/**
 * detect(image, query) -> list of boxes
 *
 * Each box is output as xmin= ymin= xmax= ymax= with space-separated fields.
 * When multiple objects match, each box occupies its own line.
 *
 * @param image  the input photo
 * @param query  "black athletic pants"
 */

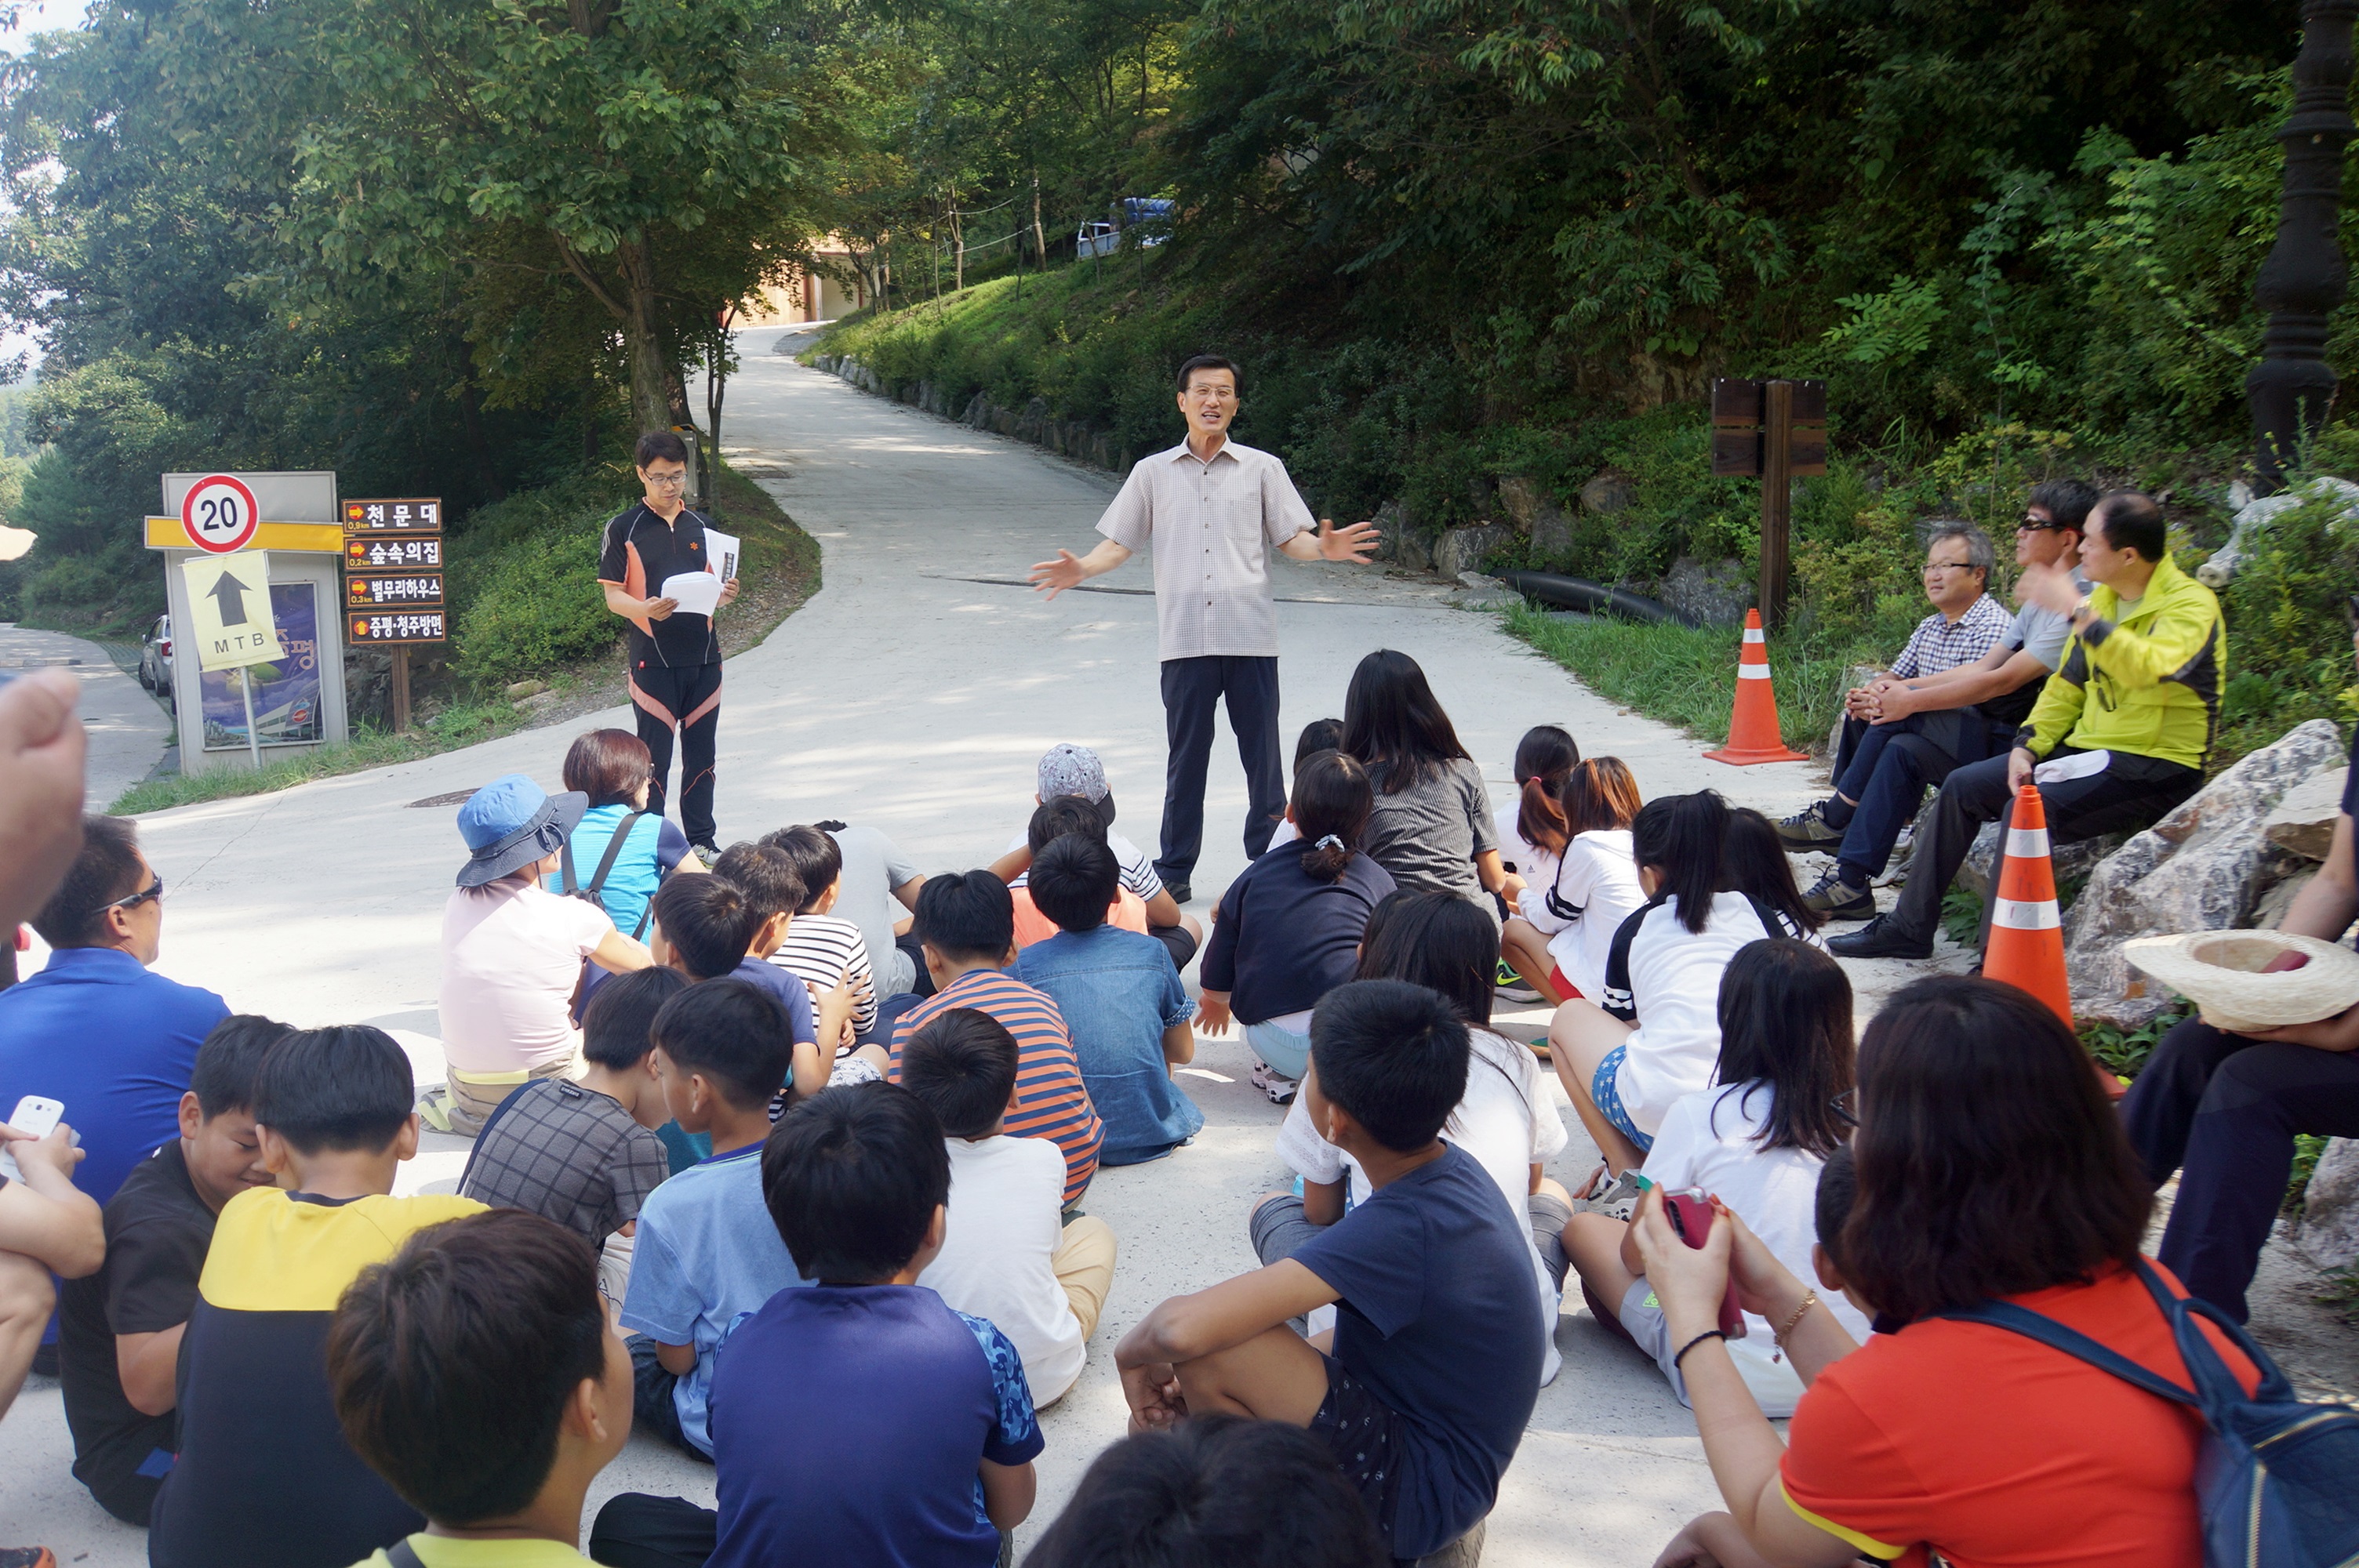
xmin=2121 ymin=1017 xmax=2359 ymax=1322
xmin=1881 ymin=746 xmax=2201 ymax=948
xmin=1157 ymin=655 xmax=1285 ymax=887
xmin=631 ymin=658 xmax=722 ymax=847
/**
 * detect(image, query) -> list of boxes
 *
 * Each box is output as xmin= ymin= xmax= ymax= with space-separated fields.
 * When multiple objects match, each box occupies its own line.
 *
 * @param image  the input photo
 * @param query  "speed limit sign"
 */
xmin=180 ymin=473 xmax=261 ymax=554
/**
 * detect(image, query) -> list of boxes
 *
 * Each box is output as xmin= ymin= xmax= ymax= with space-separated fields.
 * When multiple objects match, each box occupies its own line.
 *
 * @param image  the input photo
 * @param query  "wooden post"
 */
xmin=1760 ymin=379 xmax=1794 ymax=631
xmin=391 ymin=646 xmax=412 ymax=734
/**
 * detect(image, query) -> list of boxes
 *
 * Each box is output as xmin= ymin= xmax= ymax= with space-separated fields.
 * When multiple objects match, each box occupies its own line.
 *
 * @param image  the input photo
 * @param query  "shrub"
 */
xmin=447 ymin=470 xmax=636 ymax=688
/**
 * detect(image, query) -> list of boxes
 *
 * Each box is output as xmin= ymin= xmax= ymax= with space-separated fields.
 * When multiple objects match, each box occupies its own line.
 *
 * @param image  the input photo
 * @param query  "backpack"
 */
xmin=559 ymin=809 xmax=653 ymax=940
xmin=1937 ymin=1257 xmax=2359 ymax=1568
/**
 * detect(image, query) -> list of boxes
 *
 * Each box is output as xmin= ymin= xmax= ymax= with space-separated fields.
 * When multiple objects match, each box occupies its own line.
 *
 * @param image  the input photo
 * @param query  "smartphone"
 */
xmin=1663 ymin=1189 xmax=1747 ymax=1338
xmin=0 ymin=1094 xmax=65 ymax=1184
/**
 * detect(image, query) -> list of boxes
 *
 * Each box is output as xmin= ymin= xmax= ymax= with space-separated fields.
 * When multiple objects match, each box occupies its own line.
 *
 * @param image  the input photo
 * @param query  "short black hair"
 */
xmin=761 ymin=1081 xmax=948 ymax=1284
xmin=2092 ymin=490 xmax=2168 ymax=562
xmin=1354 ymin=891 xmax=1496 ymax=1026
xmin=31 ymin=815 xmax=143 ymax=949
xmin=1814 ymin=1143 xmax=1858 ymax=1278
xmin=329 ymin=1210 xmax=606 ymax=1526
xmin=253 ymin=1026 xmax=416 ymax=1156
xmin=758 ymin=826 xmax=843 ymax=914
xmin=191 ymin=1014 xmax=293 ymax=1120
xmin=900 ymin=1009 xmax=1020 ymax=1138
xmin=2026 ymin=477 xmax=2099 ymax=535
xmin=650 ymin=978 xmax=792 ymax=1112
xmin=1293 ymin=718 xmax=1345 ymax=771
xmin=1307 ymin=980 xmax=1468 ymax=1152
xmin=653 ymin=873 xmax=757 ymax=979
xmin=1025 ymin=1414 xmax=1386 ymax=1568
xmin=1027 ymin=794 xmax=1107 ymax=855
xmin=1029 ymin=832 xmax=1118 ymax=934
xmin=1175 ymin=354 xmax=1240 ymax=395
xmin=914 ymin=869 xmax=1014 ymax=962
xmin=711 ymin=843 xmax=807 ymax=927
xmin=580 ymin=966 xmax=688 ymax=1070
xmin=634 ymin=429 xmax=689 ymax=466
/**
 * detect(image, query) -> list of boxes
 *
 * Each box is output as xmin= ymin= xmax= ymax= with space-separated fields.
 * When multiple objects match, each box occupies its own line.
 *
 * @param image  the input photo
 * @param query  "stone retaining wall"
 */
xmin=812 ymin=354 xmax=1132 ymax=474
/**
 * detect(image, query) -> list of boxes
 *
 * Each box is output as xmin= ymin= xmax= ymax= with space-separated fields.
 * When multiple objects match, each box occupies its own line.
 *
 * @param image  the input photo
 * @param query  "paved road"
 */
xmin=5 ymin=329 xmax=1848 ymax=1563
xmin=1 ymin=622 xmax=174 ymax=811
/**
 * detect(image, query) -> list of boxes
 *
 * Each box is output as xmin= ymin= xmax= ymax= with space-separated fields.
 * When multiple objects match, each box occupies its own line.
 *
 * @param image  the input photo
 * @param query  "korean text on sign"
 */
xmin=346 ymin=575 xmax=445 ymax=608
xmin=347 ymin=538 xmax=443 ymax=568
xmin=347 ymin=612 xmax=447 ymax=644
xmin=341 ymin=499 xmax=442 ymax=532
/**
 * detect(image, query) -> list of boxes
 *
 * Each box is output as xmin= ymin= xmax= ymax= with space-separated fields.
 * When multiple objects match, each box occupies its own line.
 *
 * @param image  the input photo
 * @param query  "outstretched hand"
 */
xmin=1316 ymin=517 xmax=1382 ymax=563
xmin=1030 ymin=550 xmax=1088 ymax=599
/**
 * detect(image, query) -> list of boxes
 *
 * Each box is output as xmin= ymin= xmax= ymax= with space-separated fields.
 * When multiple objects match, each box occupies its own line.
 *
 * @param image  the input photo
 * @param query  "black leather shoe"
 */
xmin=1826 ymin=915 xmax=1933 ymax=960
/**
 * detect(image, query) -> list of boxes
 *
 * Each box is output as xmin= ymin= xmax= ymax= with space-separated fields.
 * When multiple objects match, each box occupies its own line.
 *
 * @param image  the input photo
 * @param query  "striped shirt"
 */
xmin=1096 ymin=437 xmax=1318 ymax=660
xmin=889 ymin=970 xmax=1104 ymax=1204
xmin=1889 ymin=593 xmax=2013 ymax=681
xmin=769 ymin=913 xmax=878 ymax=1035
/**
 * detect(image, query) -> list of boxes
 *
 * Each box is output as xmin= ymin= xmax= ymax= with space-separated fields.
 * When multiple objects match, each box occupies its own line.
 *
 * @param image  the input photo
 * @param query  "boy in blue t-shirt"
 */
xmin=616 ymin=978 xmax=807 ymax=1458
xmin=591 ymin=1080 xmax=1041 ymax=1568
xmin=1113 ymin=979 xmax=1543 ymax=1561
xmin=1010 ymin=832 xmax=1202 ymax=1164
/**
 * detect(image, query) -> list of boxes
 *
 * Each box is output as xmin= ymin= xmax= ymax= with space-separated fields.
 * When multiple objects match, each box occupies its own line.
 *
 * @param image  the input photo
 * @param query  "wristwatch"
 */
xmin=2070 ymin=594 xmax=2093 ymax=625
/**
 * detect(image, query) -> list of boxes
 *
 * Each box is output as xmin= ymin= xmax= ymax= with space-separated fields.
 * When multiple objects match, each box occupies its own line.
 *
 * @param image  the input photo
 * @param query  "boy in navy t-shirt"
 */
xmin=1114 ymin=979 xmax=1543 ymax=1561
xmin=591 ymin=1080 xmax=1041 ymax=1568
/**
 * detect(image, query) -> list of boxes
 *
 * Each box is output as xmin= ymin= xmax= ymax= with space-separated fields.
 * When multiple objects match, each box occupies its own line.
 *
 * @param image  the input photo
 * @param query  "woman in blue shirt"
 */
xmin=547 ymin=728 xmax=692 ymax=940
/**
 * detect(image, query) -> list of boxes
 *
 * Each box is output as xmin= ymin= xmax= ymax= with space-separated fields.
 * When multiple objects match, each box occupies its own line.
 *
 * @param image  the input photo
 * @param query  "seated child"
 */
xmin=889 ymin=871 xmax=1103 ymax=1207
xmin=758 ymin=825 xmax=881 ymax=1040
xmin=1198 ymin=750 xmax=1394 ymax=1103
xmin=901 ymin=1008 xmax=1118 ymax=1405
xmin=1007 ymin=796 xmax=1149 ymax=949
xmin=591 ymin=1082 xmax=1041 ymax=1568
xmin=147 ymin=1025 xmax=485 ymax=1568
xmin=1503 ymin=757 xmax=1644 ymax=1006
xmin=329 ymin=1209 xmax=633 ymax=1568
xmin=58 ymin=1014 xmax=285 ymax=1526
xmin=1493 ymin=724 xmax=1579 ymax=884
xmin=1262 ymin=891 xmax=1572 ymax=1386
xmin=709 ymin=842 xmax=878 ymax=1098
xmin=1114 ymin=980 xmax=1543 ymax=1563
xmin=1722 ymin=807 xmax=1826 ymax=943
xmin=618 ymin=978 xmax=809 ymax=1459
xmin=1012 ymin=833 xmax=1202 ymax=1165
xmin=458 ymin=966 xmax=673 ymax=1247
xmin=994 ymin=742 xmax=1201 ymax=964
xmin=649 ymin=871 xmax=849 ymax=1103
xmin=1023 ymin=1414 xmax=1384 ymax=1568
xmin=1561 ymin=938 xmax=1870 ymax=1417
xmin=1263 ymin=717 xmax=1347 ymax=848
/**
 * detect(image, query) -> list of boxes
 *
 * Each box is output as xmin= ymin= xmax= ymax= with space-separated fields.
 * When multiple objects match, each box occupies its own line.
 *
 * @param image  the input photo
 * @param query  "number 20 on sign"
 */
xmin=180 ymin=474 xmax=261 ymax=554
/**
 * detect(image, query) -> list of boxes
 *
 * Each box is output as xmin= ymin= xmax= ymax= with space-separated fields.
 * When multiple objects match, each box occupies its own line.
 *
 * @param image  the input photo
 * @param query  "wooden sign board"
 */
xmin=346 ymin=535 xmax=443 ymax=569
xmin=345 ymin=571 xmax=445 ymax=611
xmin=348 ymin=610 xmax=448 ymax=644
xmin=1710 ymin=378 xmax=1829 ymax=478
xmin=342 ymin=498 xmax=443 ymax=532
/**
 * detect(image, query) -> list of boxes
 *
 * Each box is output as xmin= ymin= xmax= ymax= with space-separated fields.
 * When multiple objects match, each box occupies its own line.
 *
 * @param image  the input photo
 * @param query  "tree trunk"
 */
xmin=616 ymin=237 xmax=688 ymax=435
xmin=454 ymin=368 xmax=507 ymax=501
xmin=1031 ymin=174 xmax=1047 ymax=267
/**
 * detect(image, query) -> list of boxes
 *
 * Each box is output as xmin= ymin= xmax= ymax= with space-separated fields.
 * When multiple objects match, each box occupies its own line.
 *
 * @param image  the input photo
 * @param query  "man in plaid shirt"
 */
xmin=1776 ymin=523 xmax=2013 ymax=920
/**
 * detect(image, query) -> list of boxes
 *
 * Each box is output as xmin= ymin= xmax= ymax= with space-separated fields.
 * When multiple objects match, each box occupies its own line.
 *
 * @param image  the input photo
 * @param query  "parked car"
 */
xmin=138 ymin=615 xmax=175 ymax=710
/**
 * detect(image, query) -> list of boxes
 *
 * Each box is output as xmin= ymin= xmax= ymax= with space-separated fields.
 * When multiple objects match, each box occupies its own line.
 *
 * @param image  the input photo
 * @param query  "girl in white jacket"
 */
xmin=1501 ymin=757 xmax=1646 ymax=1006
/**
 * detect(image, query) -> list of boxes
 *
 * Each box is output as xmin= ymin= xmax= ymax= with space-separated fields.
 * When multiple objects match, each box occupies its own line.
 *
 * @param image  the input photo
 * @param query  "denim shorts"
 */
xmin=1245 ymin=1020 xmax=1312 ymax=1080
xmin=1591 ymin=1043 xmax=1654 ymax=1153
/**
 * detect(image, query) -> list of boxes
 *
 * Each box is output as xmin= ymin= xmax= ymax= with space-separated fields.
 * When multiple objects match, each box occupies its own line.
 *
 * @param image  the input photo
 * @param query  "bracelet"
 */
xmin=1775 ymin=1289 xmax=1819 ymax=1347
xmin=1671 ymin=1330 xmax=1726 ymax=1370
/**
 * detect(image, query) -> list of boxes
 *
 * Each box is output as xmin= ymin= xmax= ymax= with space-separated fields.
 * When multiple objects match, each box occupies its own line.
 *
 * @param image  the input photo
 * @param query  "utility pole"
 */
xmin=2249 ymin=0 xmax=2359 ymax=493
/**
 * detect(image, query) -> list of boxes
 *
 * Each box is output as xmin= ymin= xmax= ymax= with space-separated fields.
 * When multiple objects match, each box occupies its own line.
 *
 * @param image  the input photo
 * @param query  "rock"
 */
xmin=2293 ymin=1138 xmax=2359 ymax=1272
xmin=1396 ymin=526 xmax=1436 ymax=573
xmin=2063 ymin=718 xmax=2348 ymax=1025
xmin=1495 ymin=476 xmax=1543 ymax=532
xmin=511 ymin=688 xmax=561 ymax=717
xmin=2198 ymin=475 xmax=2359 ymax=587
xmin=1371 ymin=500 xmax=1409 ymax=563
xmin=1452 ymin=572 xmax=1518 ymax=610
xmin=1656 ymin=557 xmax=1755 ymax=628
xmin=1434 ymin=524 xmax=1518 ymax=582
xmin=2252 ymin=867 xmax=2317 ymax=931
xmin=2263 ymin=767 xmax=2347 ymax=861
xmin=1530 ymin=503 xmax=1577 ymax=569
xmin=503 ymin=679 xmax=546 ymax=700
xmin=1961 ymin=823 xmax=2122 ymax=903
xmin=1579 ymin=470 xmax=1635 ymax=515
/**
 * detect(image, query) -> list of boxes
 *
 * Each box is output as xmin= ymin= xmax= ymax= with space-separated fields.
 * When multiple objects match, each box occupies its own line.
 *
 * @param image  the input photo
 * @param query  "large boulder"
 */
xmin=2294 ymin=1138 xmax=2359 ymax=1272
xmin=1495 ymin=476 xmax=1543 ymax=532
xmin=2263 ymin=766 xmax=2348 ymax=862
xmin=2064 ymin=719 xmax=2347 ymax=1025
xmin=2197 ymin=476 xmax=2359 ymax=588
xmin=1579 ymin=470 xmax=1636 ymax=515
xmin=1530 ymin=504 xmax=1578 ymax=570
xmin=1657 ymin=557 xmax=1755 ymax=628
xmin=1434 ymin=523 xmax=1518 ymax=581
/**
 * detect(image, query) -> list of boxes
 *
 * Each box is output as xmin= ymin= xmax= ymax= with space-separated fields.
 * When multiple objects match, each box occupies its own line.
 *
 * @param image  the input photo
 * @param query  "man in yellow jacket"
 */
xmin=1834 ymin=490 xmax=2223 ymax=960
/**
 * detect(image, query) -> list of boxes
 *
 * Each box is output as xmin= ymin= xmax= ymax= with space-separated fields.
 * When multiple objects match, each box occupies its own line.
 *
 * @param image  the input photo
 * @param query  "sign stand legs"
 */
xmin=1760 ymin=379 xmax=1794 ymax=633
xmin=391 ymin=646 xmax=411 ymax=734
xmin=239 ymin=667 xmax=261 ymax=768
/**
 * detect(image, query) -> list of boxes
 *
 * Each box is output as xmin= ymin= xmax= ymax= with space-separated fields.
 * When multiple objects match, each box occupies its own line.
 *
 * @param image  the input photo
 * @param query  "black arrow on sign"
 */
xmin=206 ymin=572 xmax=251 ymax=626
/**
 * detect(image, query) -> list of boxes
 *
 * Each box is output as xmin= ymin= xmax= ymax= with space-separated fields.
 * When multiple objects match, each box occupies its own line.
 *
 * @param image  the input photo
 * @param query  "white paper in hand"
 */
xmin=2033 ymin=749 xmax=2111 ymax=786
xmin=702 ymin=528 xmax=741 ymax=583
xmin=660 ymin=571 xmax=723 ymax=616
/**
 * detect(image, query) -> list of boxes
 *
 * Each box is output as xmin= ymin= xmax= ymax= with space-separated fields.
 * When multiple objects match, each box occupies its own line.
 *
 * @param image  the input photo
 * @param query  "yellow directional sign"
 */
xmin=179 ymin=551 xmax=285 ymax=672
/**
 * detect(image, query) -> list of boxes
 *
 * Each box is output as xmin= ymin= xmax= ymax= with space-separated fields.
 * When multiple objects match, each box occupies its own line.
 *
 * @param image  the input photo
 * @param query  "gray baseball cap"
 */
xmin=1038 ymin=743 xmax=1117 ymax=827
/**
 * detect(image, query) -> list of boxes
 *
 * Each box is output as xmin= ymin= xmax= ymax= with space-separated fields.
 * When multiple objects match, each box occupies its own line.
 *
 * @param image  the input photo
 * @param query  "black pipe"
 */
xmin=1496 ymin=571 xmax=1696 ymax=627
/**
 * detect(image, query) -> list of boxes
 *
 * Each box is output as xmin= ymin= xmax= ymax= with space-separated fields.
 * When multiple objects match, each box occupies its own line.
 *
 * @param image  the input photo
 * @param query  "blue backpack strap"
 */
xmin=2132 ymin=1258 xmax=2296 ymax=1410
xmin=1934 ymin=1297 xmax=2198 ymax=1410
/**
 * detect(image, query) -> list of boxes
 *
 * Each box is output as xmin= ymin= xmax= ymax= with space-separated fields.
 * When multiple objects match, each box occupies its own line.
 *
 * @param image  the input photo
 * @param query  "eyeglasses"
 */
xmin=643 ymin=471 xmax=689 ymax=488
xmin=1830 ymin=1087 xmax=1858 ymax=1129
xmin=99 ymin=876 xmax=164 ymax=915
xmin=2018 ymin=516 xmax=2067 ymax=532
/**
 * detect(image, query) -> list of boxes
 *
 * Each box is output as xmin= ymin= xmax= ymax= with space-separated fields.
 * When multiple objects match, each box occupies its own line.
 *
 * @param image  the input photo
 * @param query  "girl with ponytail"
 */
xmin=1502 ymin=757 xmax=1645 ymax=1005
xmin=1543 ymin=789 xmax=1791 ymax=1175
xmin=1197 ymin=750 xmax=1395 ymax=1102
xmin=1502 ymin=724 xmax=1579 ymax=873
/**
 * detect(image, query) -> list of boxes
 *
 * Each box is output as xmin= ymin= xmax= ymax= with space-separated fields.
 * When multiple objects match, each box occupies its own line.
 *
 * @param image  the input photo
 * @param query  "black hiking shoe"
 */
xmin=1827 ymin=915 xmax=1934 ymax=960
xmin=1776 ymin=801 xmax=1845 ymax=851
xmin=1801 ymin=868 xmax=1877 ymax=922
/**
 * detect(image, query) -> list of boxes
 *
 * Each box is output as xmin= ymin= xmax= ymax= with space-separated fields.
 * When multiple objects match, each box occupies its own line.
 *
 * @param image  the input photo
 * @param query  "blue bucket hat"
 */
xmin=455 ymin=774 xmax=589 ymax=888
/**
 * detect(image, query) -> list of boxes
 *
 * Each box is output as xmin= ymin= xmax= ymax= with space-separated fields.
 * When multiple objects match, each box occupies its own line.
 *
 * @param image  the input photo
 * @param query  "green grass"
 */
xmin=107 ymin=698 xmax=535 ymax=815
xmin=1503 ymin=602 xmax=1869 ymax=754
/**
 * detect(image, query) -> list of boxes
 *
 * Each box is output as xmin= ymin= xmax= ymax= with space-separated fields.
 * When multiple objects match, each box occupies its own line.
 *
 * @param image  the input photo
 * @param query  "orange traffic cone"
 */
xmin=1981 ymin=785 xmax=2072 ymax=1024
xmin=1703 ymin=609 xmax=1806 ymax=765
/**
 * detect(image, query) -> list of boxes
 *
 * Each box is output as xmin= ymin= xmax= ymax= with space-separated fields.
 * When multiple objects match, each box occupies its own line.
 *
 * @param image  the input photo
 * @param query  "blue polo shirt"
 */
xmin=0 ymin=948 xmax=229 ymax=1209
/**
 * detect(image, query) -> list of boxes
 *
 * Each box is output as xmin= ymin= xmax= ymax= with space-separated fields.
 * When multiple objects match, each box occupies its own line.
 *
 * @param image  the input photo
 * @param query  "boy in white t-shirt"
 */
xmin=896 ymin=1007 xmax=1117 ymax=1406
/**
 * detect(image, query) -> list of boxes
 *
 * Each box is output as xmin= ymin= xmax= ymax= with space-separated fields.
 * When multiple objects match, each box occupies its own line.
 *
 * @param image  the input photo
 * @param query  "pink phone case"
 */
xmin=1663 ymin=1191 xmax=1745 ymax=1338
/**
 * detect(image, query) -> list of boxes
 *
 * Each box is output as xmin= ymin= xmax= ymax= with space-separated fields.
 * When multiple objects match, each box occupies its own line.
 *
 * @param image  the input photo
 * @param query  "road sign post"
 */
xmin=341 ymin=498 xmax=446 ymax=734
xmin=1710 ymin=379 xmax=1828 ymax=632
xmin=178 ymin=550 xmax=285 ymax=768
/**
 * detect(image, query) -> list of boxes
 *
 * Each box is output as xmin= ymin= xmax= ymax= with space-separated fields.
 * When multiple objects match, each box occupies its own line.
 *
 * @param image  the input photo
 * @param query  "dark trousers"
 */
xmin=628 ymin=1334 xmax=708 ymax=1461
xmin=1158 ymin=655 xmax=1285 ymax=886
xmin=2122 ymin=1017 xmax=2359 ymax=1322
xmin=631 ymin=659 xmax=723 ymax=846
xmin=1150 ymin=921 xmax=1201 ymax=973
xmin=591 ymin=1492 xmax=718 ymax=1568
xmin=1828 ymin=712 xmax=1990 ymax=884
xmin=1884 ymin=746 xmax=2201 ymax=946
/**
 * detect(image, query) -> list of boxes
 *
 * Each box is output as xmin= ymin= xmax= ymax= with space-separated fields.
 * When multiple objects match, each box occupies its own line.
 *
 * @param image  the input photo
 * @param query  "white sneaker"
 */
xmin=1249 ymin=1058 xmax=1299 ymax=1105
xmin=1872 ymin=822 xmax=1916 ymax=888
xmin=1573 ymin=1170 xmax=1645 ymax=1221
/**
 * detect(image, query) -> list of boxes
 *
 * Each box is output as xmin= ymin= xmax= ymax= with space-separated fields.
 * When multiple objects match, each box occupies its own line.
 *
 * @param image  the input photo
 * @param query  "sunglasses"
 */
xmin=1830 ymin=1087 xmax=1858 ymax=1129
xmin=98 ymin=876 xmax=164 ymax=915
xmin=2017 ymin=515 xmax=2069 ymax=532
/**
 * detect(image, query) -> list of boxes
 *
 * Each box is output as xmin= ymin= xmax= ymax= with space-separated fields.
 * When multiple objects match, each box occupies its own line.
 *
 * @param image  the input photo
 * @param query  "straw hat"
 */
xmin=2121 ymin=930 xmax=2359 ymax=1033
